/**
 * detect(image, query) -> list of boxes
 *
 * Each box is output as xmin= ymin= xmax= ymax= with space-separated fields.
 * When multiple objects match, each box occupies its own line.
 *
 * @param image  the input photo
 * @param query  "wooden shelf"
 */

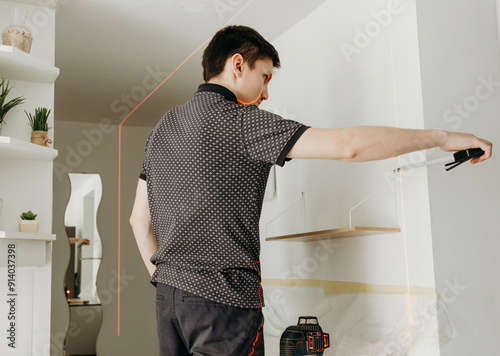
xmin=68 ymin=297 xmax=101 ymax=306
xmin=0 ymin=136 xmax=58 ymax=161
xmin=0 ymin=230 xmax=56 ymax=241
xmin=265 ymin=226 xmax=401 ymax=242
xmin=0 ymin=45 xmax=59 ymax=83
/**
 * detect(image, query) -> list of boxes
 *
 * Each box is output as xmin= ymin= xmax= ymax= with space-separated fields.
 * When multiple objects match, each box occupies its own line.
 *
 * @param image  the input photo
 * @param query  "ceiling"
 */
xmin=54 ymin=0 xmax=328 ymax=127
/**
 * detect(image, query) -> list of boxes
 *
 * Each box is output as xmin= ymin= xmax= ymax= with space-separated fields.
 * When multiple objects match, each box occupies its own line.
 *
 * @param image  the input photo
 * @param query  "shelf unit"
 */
xmin=265 ymin=226 xmax=401 ymax=242
xmin=0 ymin=2 xmax=58 ymax=353
xmin=0 ymin=44 xmax=59 ymax=83
xmin=0 ymin=231 xmax=53 ymax=268
xmin=0 ymin=230 xmax=56 ymax=241
xmin=0 ymin=136 xmax=58 ymax=160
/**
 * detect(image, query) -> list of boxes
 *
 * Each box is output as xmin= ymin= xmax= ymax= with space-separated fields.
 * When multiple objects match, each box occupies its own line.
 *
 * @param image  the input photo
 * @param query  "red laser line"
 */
xmin=389 ymin=19 xmax=411 ymax=287
xmin=117 ymin=126 xmax=121 ymax=335
xmin=389 ymin=19 xmax=414 ymax=352
xmin=116 ymin=0 xmax=256 ymax=336
xmin=237 ymin=95 xmax=261 ymax=105
xmin=247 ymin=320 xmax=263 ymax=356
xmin=238 ymin=75 xmax=272 ymax=105
xmin=361 ymin=20 xmax=414 ymax=356
xmin=389 ymin=23 xmax=399 ymax=129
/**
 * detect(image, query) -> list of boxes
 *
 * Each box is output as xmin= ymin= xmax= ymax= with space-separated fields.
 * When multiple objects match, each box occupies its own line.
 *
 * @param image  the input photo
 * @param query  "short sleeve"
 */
xmin=241 ymin=106 xmax=309 ymax=167
xmin=139 ymin=131 xmax=154 ymax=180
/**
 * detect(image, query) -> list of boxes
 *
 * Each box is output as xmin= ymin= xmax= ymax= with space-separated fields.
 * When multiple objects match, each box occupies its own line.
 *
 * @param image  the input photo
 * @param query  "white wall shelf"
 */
xmin=0 ymin=230 xmax=56 ymax=241
xmin=265 ymin=226 xmax=401 ymax=242
xmin=0 ymin=136 xmax=58 ymax=161
xmin=0 ymin=231 xmax=51 ymax=267
xmin=0 ymin=2 xmax=57 ymax=353
xmin=0 ymin=44 xmax=59 ymax=83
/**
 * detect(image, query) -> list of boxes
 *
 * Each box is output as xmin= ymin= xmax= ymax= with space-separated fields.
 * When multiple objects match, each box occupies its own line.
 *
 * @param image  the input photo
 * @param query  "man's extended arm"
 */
xmin=287 ymin=127 xmax=492 ymax=163
xmin=130 ymin=179 xmax=158 ymax=277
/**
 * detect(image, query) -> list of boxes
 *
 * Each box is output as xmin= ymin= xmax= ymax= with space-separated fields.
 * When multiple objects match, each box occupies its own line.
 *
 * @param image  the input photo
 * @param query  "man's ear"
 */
xmin=230 ymin=53 xmax=244 ymax=78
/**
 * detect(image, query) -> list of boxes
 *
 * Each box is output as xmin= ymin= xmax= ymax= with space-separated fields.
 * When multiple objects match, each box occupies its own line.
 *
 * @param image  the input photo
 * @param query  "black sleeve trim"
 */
xmin=276 ymin=125 xmax=310 ymax=167
xmin=139 ymin=173 xmax=146 ymax=181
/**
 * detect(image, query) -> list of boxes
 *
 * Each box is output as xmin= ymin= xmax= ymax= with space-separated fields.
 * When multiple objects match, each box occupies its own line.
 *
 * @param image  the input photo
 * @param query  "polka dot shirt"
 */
xmin=140 ymin=83 xmax=309 ymax=308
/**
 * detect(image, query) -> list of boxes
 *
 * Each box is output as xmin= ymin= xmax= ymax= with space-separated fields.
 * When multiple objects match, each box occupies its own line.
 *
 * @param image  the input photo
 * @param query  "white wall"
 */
xmin=498 ymin=0 xmax=500 ymax=50
xmin=51 ymin=120 xmax=160 ymax=356
xmin=260 ymin=1 xmax=441 ymax=355
xmin=416 ymin=0 xmax=500 ymax=355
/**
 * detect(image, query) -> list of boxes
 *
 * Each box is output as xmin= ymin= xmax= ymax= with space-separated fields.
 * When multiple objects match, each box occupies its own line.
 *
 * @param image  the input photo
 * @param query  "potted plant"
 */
xmin=19 ymin=210 xmax=39 ymax=233
xmin=0 ymin=77 xmax=25 ymax=135
xmin=25 ymin=107 xmax=52 ymax=147
xmin=1 ymin=8 xmax=33 ymax=54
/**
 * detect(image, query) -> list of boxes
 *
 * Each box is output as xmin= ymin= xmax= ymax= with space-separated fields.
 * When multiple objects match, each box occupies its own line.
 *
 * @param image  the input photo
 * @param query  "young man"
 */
xmin=130 ymin=25 xmax=492 ymax=356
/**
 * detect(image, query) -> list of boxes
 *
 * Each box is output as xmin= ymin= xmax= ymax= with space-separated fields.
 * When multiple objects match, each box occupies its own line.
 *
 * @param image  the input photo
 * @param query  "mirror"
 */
xmin=63 ymin=173 xmax=103 ymax=356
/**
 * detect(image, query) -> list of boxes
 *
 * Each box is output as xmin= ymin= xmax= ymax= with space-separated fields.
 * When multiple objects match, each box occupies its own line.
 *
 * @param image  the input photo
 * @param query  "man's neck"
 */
xmin=207 ymin=78 xmax=237 ymax=97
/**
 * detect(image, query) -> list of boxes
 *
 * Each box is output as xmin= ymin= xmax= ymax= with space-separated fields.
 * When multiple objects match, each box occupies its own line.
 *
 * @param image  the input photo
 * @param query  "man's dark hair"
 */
xmin=202 ymin=25 xmax=280 ymax=82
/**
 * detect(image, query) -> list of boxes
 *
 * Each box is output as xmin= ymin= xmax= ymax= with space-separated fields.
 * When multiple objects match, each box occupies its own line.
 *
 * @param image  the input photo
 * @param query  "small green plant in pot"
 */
xmin=0 ymin=77 xmax=25 ymax=135
xmin=19 ymin=210 xmax=39 ymax=233
xmin=26 ymin=107 xmax=52 ymax=147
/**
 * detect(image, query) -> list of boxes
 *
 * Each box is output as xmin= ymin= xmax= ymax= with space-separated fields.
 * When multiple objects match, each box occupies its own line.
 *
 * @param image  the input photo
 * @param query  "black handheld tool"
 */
xmin=445 ymin=148 xmax=485 ymax=171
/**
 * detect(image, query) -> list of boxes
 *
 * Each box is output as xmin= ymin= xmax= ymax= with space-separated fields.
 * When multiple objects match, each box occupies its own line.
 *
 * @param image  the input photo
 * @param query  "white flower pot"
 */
xmin=19 ymin=220 xmax=39 ymax=233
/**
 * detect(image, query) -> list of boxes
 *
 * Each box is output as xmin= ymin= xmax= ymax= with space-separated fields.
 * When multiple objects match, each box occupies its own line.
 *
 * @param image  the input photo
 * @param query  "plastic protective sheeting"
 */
xmin=262 ymin=285 xmax=457 ymax=356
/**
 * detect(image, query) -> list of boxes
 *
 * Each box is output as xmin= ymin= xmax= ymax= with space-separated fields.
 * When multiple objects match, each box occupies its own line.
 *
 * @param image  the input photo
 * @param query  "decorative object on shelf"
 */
xmin=19 ymin=210 xmax=39 ymax=233
xmin=26 ymin=107 xmax=52 ymax=147
xmin=0 ymin=77 xmax=25 ymax=135
xmin=1 ymin=7 xmax=33 ymax=54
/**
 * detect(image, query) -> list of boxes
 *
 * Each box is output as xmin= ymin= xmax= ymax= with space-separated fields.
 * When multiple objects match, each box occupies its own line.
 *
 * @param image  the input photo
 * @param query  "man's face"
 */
xmin=237 ymin=57 xmax=273 ymax=107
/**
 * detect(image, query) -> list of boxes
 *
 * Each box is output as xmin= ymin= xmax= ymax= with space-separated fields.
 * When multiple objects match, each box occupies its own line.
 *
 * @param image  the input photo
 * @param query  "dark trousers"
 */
xmin=155 ymin=283 xmax=265 ymax=356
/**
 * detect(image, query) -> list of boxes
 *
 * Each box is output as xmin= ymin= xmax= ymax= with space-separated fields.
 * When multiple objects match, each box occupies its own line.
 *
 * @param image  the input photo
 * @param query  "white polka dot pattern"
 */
xmin=140 ymin=84 xmax=308 ymax=308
